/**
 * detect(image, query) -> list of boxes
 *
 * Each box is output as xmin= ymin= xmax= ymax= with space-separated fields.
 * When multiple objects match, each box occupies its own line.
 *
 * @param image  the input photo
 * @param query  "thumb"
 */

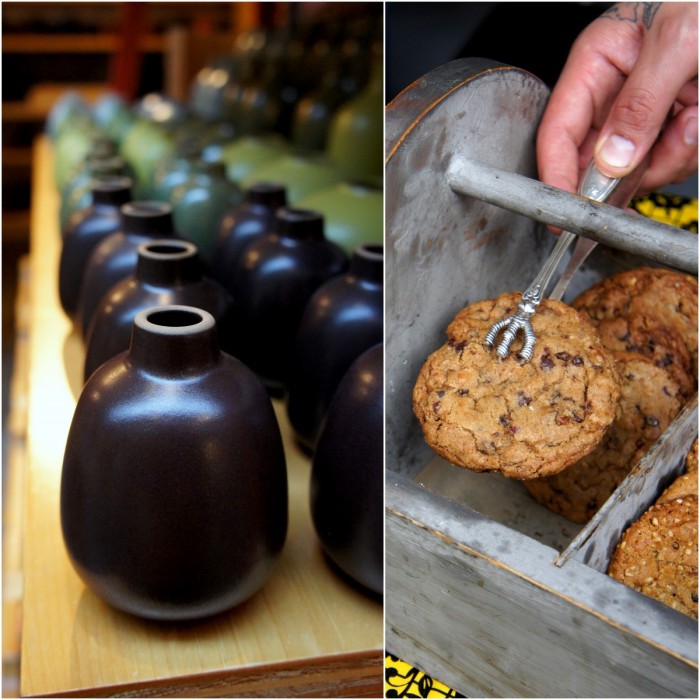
xmin=594 ymin=14 xmax=697 ymax=177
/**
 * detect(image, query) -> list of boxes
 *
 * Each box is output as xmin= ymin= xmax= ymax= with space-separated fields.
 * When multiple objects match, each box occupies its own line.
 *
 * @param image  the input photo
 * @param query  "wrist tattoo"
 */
xmin=601 ymin=2 xmax=661 ymax=30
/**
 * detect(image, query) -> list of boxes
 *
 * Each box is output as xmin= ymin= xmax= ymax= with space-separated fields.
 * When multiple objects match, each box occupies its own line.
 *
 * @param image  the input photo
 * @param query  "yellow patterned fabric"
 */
xmin=384 ymin=191 xmax=696 ymax=700
xmin=385 ymin=654 xmax=464 ymax=698
xmin=631 ymin=192 xmax=698 ymax=233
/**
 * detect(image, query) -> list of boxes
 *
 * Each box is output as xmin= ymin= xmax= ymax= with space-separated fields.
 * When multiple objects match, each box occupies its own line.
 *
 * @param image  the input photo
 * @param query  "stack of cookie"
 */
xmin=412 ymin=292 xmax=621 ymax=480
xmin=524 ymin=267 xmax=698 ymax=523
xmin=607 ymin=439 xmax=698 ymax=620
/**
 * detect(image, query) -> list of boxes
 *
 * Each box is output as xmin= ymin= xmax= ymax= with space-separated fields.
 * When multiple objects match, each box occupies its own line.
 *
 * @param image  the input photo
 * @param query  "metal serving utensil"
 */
xmin=484 ymin=158 xmax=648 ymax=362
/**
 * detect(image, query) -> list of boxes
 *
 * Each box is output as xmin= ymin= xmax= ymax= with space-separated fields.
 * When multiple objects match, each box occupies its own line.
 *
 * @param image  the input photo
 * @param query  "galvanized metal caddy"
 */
xmin=385 ymin=58 xmax=698 ymax=698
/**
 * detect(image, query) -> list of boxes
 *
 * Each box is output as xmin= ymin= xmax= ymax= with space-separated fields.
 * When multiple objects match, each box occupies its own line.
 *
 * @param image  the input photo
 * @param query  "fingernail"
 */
xmin=598 ymin=134 xmax=636 ymax=169
xmin=684 ymin=117 xmax=697 ymax=146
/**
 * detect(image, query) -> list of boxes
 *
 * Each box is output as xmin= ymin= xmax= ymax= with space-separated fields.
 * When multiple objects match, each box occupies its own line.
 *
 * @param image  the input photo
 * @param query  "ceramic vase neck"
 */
xmin=349 ymin=244 xmax=383 ymax=282
xmin=121 ymin=201 xmax=175 ymax=237
xmin=91 ymin=176 xmax=133 ymax=206
xmin=135 ymin=240 xmax=202 ymax=287
xmin=128 ymin=306 xmax=220 ymax=376
xmin=246 ymin=182 xmax=287 ymax=210
xmin=277 ymin=207 xmax=325 ymax=242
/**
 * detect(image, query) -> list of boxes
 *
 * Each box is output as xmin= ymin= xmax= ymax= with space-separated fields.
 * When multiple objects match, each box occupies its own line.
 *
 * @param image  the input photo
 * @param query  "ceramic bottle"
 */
xmin=230 ymin=207 xmax=348 ymax=395
xmin=60 ymin=153 xmax=130 ymax=236
xmin=286 ymin=244 xmax=383 ymax=450
xmin=83 ymin=239 xmax=236 ymax=382
xmin=169 ymin=160 xmax=244 ymax=262
xmin=61 ymin=305 xmax=288 ymax=621
xmin=75 ymin=201 xmax=180 ymax=340
xmin=310 ymin=343 xmax=383 ymax=594
xmin=295 ymin=181 xmax=383 ymax=254
xmin=59 ymin=176 xmax=133 ymax=320
xmin=326 ymin=55 xmax=383 ymax=184
xmin=209 ymin=182 xmax=287 ymax=295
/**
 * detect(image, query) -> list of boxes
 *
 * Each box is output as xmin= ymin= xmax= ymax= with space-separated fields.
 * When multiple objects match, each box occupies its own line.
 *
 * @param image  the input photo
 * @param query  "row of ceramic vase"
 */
xmin=54 ymin=74 xmax=383 ymax=620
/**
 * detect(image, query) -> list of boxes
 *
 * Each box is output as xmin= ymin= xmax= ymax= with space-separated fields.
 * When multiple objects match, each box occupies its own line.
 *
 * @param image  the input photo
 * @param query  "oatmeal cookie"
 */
xmin=571 ymin=267 xmax=698 ymax=397
xmin=524 ymin=351 xmax=683 ymax=522
xmin=608 ymin=495 xmax=698 ymax=620
xmin=412 ymin=293 xmax=620 ymax=480
xmin=657 ymin=439 xmax=699 ymax=505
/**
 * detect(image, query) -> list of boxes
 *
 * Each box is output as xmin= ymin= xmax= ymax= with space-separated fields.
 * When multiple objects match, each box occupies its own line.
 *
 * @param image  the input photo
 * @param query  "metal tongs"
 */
xmin=485 ymin=157 xmax=648 ymax=362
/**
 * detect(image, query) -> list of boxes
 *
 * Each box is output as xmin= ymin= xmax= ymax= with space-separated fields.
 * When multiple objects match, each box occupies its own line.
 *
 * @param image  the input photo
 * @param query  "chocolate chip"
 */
xmin=540 ymin=354 xmax=555 ymax=370
xmin=673 ymin=541 xmax=680 ymax=550
xmin=433 ymin=401 xmax=440 ymax=413
xmin=516 ymin=391 xmax=532 ymax=407
xmin=436 ymin=390 xmax=445 ymax=398
xmin=572 ymin=413 xmax=584 ymax=423
xmin=645 ymin=416 xmax=660 ymax=427
xmin=656 ymin=353 xmax=673 ymax=368
xmin=449 ymin=339 xmax=467 ymax=354
xmin=555 ymin=351 xmax=571 ymax=364
xmin=457 ymin=388 xmax=469 ymax=396
xmin=499 ymin=415 xmax=511 ymax=428
xmin=572 ymin=356 xmax=584 ymax=366
xmin=692 ymin=593 xmax=698 ymax=603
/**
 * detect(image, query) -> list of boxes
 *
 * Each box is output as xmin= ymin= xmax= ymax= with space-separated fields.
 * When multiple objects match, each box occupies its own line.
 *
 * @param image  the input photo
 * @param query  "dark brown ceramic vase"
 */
xmin=230 ymin=207 xmax=348 ymax=395
xmin=310 ymin=343 xmax=383 ymax=594
xmin=83 ymin=240 xmax=236 ymax=382
xmin=75 ymin=201 xmax=180 ymax=340
xmin=209 ymin=182 xmax=287 ymax=296
xmin=61 ymin=305 xmax=288 ymax=621
xmin=286 ymin=244 xmax=383 ymax=451
xmin=58 ymin=176 xmax=133 ymax=320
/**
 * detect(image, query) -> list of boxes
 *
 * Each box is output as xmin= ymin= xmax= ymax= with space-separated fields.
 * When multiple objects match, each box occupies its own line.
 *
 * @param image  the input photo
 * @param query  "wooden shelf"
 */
xmin=18 ymin=136 xmax=383 ymax=698
xmin=2 ymin=33 xmax=166 ymax=54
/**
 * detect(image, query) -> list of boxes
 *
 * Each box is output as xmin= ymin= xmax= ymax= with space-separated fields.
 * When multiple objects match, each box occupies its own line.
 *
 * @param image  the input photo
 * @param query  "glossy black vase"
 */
xmin=209 ymin=182 xmax=287 ymax=296
xmin=59 ymin=176 xmax=133 ymax=320
xmin=84 ymin=240 xmax=236 ymax=382
xmin=61 ymin=305 xmax=288 ymax=621
xmin=230 ymin=207 xmax=348 ymax=395
xmin=286 ymin=244 xmax=383 ymax=451
xmin=310 ymin=343 xmax=383 ymax=594
xmin=75 ymin=201 xmax=180 ymax=341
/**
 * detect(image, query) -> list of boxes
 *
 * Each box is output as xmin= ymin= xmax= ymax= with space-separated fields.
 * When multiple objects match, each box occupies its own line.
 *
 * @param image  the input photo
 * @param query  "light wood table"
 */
xmin=19 ymin=136 xmax=383 ymax=698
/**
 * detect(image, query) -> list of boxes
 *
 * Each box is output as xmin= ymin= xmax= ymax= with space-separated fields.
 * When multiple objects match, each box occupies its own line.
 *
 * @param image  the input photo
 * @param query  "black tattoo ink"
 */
xmin=601 ymin=2 xmax=661 ymax=30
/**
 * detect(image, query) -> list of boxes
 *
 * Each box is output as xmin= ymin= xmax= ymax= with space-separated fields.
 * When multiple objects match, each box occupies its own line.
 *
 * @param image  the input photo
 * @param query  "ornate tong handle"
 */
xmin=485 ymin=161 xmax=621 ymax=362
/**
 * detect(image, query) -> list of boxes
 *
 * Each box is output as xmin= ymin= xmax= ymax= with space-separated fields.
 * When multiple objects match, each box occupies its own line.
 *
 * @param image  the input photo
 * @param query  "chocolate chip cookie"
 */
xmin=524 ymin=351 xmax=683 ymax=522
xmin=608 ymin=495 xmax=698 ymax=620
xmin=571 ymin=267 xmax=698 ymax=398
xmin=412 ymin=292 xmax=620 ymax=479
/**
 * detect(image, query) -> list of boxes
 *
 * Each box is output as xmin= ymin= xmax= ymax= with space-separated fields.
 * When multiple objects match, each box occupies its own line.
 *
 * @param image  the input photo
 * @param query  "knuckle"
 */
xmin=612 ymin=87 xmax=659 ymax=135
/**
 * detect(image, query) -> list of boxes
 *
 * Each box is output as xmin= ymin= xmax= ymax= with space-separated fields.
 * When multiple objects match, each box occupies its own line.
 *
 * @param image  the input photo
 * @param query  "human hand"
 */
xmin=537 ymin=2 xmax=698 ymax=197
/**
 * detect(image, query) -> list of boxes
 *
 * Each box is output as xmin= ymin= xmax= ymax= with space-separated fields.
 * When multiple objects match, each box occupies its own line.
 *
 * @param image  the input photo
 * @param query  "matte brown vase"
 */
xmin=209 ymin=182 xmax=287 ymax=296
xmin=286 ymin=244 xmax=383 ymax=451
xmin=61 ymin=305 xmax=288 ymax=621
xmin=310 ymin=343 xmax=383 ymax=594
xmin=59 ymin=176 xmax=133 ymax=320
xmin=83 ymin=240 xmax=236 ymax=382
xmin=75 ymin=201 xmax=181 ymax=341
xmin=229 ymin=207 xmax=348 ymax=395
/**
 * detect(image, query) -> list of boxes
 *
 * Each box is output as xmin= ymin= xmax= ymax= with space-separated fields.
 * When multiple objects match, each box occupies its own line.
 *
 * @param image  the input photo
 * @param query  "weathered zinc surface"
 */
xmin=385 ymin=58 xmax=698 ymax=697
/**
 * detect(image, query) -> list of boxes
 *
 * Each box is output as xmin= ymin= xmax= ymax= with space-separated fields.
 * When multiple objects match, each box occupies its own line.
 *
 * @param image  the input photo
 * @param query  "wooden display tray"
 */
xmin=18 ymin=136 xmax=383 ymax=698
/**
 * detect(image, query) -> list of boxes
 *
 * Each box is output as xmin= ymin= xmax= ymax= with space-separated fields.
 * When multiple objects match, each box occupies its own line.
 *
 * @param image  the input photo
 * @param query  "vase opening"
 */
xmin=123 ymin=201 xmax=172 ymax=218
xmin=144 ymin=308 xmax=210 ymax=330
xmin=358 ymin=244 xmax=383 ymax=260
xmin=140 ymin=240 xmax=197 ymax=259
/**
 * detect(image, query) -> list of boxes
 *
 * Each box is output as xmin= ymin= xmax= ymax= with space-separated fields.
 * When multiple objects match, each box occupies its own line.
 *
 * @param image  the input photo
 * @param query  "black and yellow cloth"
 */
xmin=383 ymin=191 xmax=697 ymax=699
